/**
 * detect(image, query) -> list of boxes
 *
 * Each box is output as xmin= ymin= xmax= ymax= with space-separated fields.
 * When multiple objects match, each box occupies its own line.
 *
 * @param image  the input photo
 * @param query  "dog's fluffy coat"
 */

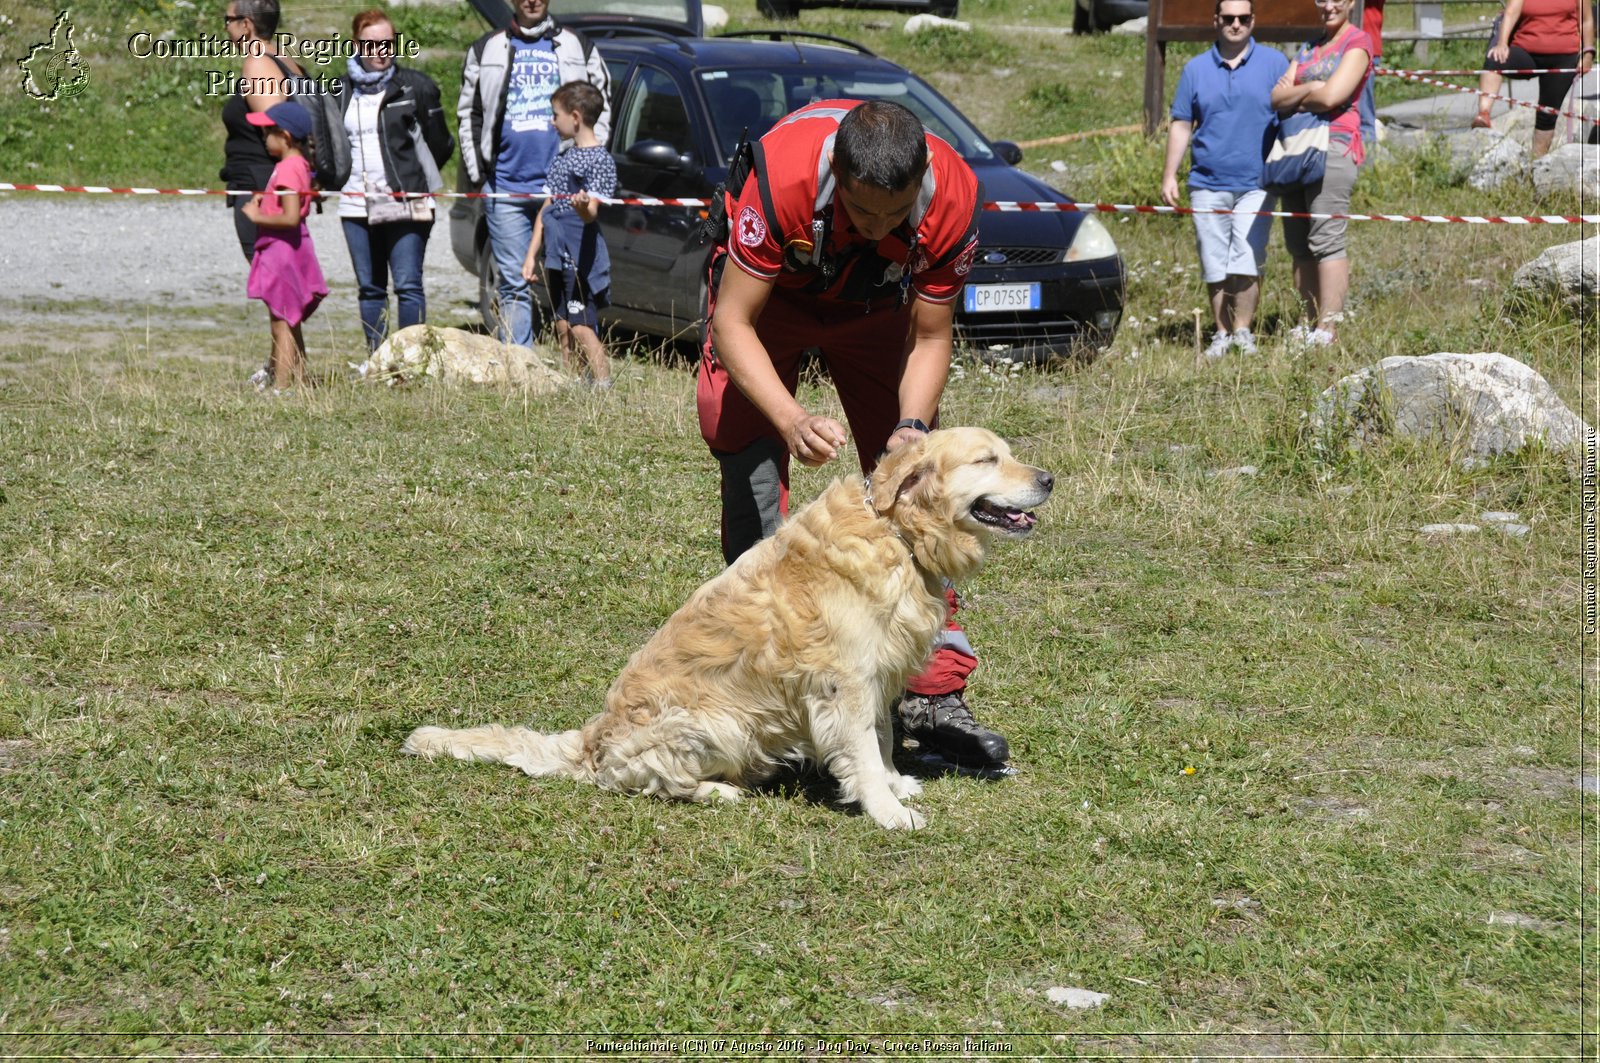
xmin=402 ymin=427 xmax=1052 ymax=829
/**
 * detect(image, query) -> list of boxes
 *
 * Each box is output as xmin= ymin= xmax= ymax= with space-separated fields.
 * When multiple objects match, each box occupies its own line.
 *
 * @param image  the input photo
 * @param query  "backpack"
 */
xmin=269 ymin=55 xmax=352 ymax=191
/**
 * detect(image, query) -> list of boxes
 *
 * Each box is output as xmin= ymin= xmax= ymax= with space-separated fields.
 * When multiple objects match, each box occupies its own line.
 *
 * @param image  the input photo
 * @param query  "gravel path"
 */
xmin=0 ymin=196 xmax=481 ymax=337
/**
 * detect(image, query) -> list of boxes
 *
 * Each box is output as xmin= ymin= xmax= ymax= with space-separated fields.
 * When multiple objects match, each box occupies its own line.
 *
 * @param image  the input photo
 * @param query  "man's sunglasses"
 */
xmin=1218 ymin=13 xmax=1254 ymax=23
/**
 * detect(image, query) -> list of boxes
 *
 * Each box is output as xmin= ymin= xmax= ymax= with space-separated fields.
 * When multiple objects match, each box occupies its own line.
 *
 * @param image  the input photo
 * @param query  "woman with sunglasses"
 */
xmin=336 ymin=9 xmax=455 ymax=351
xmin=1270 ymin=0 xmax=1372 ymax=348
xmin=221 ymin=0 xmax=310 ymax=262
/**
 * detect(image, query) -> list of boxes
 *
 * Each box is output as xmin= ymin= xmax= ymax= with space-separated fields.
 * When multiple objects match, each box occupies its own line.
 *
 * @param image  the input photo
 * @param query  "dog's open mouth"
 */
xmin=971 ymin=497 xmax=1039 ymax=535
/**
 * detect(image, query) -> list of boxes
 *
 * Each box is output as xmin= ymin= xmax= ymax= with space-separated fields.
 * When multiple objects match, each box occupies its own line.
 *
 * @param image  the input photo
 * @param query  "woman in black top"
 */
xmin=336 ymin=8 xmax=455 ymax=350
xmin=220 ymin=0 xmax=308 ymax=259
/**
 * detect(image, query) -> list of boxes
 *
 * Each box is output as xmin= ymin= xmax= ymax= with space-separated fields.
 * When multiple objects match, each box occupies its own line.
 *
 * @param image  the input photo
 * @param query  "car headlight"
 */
xmin=1064 ymin=214 xmax=1118 ymax=262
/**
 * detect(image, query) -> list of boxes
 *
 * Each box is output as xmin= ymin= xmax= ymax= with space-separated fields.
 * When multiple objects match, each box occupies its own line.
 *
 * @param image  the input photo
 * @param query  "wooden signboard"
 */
xmin=1143 ymin=0 xmax=1355 ymax=133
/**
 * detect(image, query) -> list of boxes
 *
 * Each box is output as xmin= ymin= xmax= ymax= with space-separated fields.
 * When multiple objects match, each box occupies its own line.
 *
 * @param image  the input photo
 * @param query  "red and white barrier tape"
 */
xmin=1383 ymin=66 xmax=1584 ymax=76
xmin=2 ymin=182 xmax=1597 ymax=224
xmin=986 ymin=200 xmax=1600 ymax=224
xmin=1375 ymin=66 xmax=1600 ymax=124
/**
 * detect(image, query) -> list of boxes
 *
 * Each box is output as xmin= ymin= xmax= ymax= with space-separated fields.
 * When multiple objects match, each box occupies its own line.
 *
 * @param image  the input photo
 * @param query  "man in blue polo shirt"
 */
xmin=1160 ymin=0 xmax=1288 ymax=359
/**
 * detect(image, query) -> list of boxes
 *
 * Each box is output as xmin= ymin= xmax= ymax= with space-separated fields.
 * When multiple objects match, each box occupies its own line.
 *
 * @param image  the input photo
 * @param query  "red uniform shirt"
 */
xmin=723 ymin=99 xmax=981 ymax=307
xmin=1512 ymin=0 xmax=1582 ymax=55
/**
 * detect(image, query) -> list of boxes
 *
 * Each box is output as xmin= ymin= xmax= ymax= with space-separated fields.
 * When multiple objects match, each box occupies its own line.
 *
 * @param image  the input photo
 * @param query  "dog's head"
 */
xmin=868 ymin=427 xmax=1054 ymax=581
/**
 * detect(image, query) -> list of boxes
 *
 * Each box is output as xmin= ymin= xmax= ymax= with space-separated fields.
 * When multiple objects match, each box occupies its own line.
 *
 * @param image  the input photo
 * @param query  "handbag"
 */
xmin=365 ymin=182 xmax=425 ymax=224
xmin=358 ymin=98 xmax=435 ymax=224
xmin=1263 ymin=110 xmax=1330 ymax=193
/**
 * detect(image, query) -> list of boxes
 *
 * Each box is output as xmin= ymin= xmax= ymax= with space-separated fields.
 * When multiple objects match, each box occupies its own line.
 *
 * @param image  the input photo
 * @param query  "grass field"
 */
xmin=2 ymin=0 xmax=1595 ymax=1057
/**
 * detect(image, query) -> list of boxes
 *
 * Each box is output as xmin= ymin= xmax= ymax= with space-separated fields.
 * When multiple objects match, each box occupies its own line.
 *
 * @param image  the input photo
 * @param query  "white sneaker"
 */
xmin=1203 ymin=330 xmax=1233 ymax=360
xmin=1305 ymin=328 xmax=1335 ymax=347
xmin=248 ymin=367 xmax=270 ymax=390
xmin=1232 ymin=327 xmax=1258 ymax=355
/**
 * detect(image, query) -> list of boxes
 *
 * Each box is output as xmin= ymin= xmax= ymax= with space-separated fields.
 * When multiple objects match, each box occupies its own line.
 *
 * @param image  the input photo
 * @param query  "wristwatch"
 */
xmin=893 ymin=418 xmax=930 ymax=435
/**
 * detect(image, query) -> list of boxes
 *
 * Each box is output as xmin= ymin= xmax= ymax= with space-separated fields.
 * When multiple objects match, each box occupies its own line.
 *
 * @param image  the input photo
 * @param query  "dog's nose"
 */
xmin=1036 ymin=470 xmax=1054 ymax=492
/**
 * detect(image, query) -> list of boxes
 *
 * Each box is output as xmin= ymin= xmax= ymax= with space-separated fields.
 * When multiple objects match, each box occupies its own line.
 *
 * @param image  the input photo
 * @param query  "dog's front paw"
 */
xmin=888 ymin=773 xmax=923 ymax=799
xmin=874 ymin=804 xmax=927 ymax=831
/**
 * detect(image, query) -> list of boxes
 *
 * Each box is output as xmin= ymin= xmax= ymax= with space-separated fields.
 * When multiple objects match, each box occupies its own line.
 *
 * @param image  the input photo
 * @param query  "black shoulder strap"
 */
xmin=695 ymin=130 xmax=759 ymax=246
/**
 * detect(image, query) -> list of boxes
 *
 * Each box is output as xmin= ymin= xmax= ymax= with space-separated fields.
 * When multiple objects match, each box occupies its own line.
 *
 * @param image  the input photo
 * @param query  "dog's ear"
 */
xmin=869 ymin=438 xmax=933 ymax=516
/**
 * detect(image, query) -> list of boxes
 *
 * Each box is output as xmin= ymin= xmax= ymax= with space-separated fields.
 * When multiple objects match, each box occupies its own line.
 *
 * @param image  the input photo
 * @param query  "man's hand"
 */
xmin=1160 ymin=174 xmax=1182 ymax=209
xmin=783 ymin=412 xmax=848 ymax=467
xmin=885 ymin=424 xmax=927 ymax=452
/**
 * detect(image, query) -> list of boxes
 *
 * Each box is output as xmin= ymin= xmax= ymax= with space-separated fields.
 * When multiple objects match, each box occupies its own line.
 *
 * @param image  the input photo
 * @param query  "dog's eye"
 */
xmin=975 ymin=454 xmax=999 ymax=464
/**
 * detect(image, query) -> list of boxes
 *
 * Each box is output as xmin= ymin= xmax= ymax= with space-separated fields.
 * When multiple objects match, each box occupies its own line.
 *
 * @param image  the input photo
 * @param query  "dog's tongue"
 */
xmin=1008 ymin=509 xmax=1037 ymax=528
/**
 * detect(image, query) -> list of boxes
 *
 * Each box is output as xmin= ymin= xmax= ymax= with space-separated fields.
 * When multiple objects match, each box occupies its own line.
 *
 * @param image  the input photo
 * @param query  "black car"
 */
xmin=454 ymin=0 xmax=1125 ymax=362
xmin=1073 ymin=0 xmax=1146 ymax=34
xmin=756 ymin=0 xmax=959 ymax=21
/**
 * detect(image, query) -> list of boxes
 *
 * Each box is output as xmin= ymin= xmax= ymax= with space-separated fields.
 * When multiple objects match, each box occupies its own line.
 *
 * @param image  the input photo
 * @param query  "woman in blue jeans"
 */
xmin=337 ymin=8 xmax=455 ymax=350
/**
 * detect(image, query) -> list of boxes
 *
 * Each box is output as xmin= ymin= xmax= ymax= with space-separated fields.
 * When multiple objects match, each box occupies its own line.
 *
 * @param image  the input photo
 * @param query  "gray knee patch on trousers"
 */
xmin=717 ymin=437 xmax=786 ymax=564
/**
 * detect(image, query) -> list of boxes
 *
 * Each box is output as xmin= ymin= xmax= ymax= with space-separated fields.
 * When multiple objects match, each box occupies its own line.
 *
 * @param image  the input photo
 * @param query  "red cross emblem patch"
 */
xmin=737 ymin=206 xmax=766 ymax=247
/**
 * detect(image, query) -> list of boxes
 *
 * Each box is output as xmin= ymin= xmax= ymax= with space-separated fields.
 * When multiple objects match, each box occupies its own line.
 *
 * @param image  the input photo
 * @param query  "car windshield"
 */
xmin=562 ymin=0 xmax=699 ymax=25
xmin=697 ymin=67 xmax=997 ymax=165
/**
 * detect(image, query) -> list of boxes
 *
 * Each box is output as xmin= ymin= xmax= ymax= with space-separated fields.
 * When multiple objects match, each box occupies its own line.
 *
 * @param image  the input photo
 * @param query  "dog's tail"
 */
xmin=401 ymin=723 xmax=589 ymax=781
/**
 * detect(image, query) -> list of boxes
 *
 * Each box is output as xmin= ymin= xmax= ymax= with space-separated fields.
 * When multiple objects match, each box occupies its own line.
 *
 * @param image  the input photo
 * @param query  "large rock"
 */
xmin=359 ymin=325 xmax=564 ymax=390
xmin=1468 ymin=131 xmax=1530 ymax=191
xmin=1512 ymin=235 xmax=1600 ymax=306
xmin=1307 ymin=352 xmax=1590 ymax=465
xmin=1532 ymin=142 xmax=1600 ymax=198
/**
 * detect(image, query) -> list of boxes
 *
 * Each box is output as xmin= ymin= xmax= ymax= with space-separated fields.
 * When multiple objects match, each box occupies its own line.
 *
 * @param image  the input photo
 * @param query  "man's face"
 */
xmin=515 ymin=0 xmax=550 ymax=26
xmin=1215 ymin=1 xmax=1254 ymax=43
xmin=834 ymin=173 xmax=922 ymax=243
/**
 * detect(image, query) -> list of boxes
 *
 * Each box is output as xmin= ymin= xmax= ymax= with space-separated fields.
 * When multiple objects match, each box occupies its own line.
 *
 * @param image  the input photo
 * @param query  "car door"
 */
xmin=600 ymin=62 xmax=710 ymax=328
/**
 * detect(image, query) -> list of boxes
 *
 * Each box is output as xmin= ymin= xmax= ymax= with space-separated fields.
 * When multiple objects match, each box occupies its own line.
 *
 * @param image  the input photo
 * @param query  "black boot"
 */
xmin=896 ymin=691 xmax=1009 ymax=766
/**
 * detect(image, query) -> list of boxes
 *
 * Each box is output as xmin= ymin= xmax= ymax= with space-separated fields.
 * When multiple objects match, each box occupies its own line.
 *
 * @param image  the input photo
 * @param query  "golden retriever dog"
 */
xmin=402 ymin=427 xmax=1052 ymax=830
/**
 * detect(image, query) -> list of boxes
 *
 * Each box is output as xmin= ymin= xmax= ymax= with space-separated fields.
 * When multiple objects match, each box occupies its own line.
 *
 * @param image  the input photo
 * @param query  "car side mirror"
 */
xmin=627 ymin=139 xmax=694 ymax=171
xmin=992 ymin=140 xmax=1024 ymax=166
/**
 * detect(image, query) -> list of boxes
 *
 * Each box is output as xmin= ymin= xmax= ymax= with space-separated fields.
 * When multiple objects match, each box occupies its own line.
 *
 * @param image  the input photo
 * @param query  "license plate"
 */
xmin=964 ymin=282 xmax=1040 ymax=313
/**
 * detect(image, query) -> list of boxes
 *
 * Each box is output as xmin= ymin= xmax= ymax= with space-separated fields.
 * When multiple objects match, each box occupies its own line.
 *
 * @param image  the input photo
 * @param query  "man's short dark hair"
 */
xmin=1215 ymin=0 xmax=1253 ymax=14
xmin=235 ymin=0 xmax=281 ymax=37
xmin=552 ymin=80 xmax=605 ymax=128
xmin=833 ymin=100 xmax=928 ymax=192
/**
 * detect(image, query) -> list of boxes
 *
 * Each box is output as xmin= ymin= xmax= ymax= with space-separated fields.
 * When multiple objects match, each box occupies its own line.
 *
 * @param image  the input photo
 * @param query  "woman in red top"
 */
xmin=1473 ymin=0 xmax=1594 ymax=156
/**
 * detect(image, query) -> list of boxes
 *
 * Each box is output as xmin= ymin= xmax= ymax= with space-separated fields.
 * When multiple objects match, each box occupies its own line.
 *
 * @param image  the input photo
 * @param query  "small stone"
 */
xmin=1208 ymin=464 xmax=1258 ymax=479
xmin=1051 ymin=160 xmax=1068 ymax=172
xmin=1488 ymin=522 xmax=1531 ymax=537
xmin=1420 ymin=523 xmax=1481 ymax=535
xmin=1480 ymin=510 xmax=1520 ymax=523
xmin=1578 ymin=775 xmax=1599 ymax=794
xmin=1210 ymin=896 xmax=1261 ymax=910
xmin=1047 ymin=986 xmax=1110 ymax=1008
xmin=1488 ymin=911 xmax=1563 ymax=932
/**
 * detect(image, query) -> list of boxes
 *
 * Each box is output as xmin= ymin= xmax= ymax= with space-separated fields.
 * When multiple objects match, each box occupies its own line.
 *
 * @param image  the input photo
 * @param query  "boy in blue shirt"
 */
xmin=1160 ymin=0 xmax=1289 ymax=359
xmin=522 ymin=81 xmax=618 ymax=388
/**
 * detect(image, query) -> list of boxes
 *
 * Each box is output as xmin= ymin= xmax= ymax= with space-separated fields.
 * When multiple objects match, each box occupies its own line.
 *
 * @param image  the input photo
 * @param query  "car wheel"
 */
xmin=930 ymin=0 xmax=959 ymax=15
xmin=757 ymin=0 xmax=799 ymax=18
xmin=476 ymin=238 xmax=502 ymax=336
xmin=1072 ymin=0 xmax=1096 ymax=33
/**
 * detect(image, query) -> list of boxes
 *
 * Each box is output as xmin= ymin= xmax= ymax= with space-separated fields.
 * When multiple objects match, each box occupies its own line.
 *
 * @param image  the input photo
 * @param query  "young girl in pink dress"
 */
xmin=241 ymin=100 xmax=330 ymax=389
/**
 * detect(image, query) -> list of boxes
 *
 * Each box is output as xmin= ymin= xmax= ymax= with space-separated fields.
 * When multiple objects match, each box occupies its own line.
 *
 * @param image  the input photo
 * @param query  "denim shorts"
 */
xmin=1190 ymin=188 xmax=1275 ymax=283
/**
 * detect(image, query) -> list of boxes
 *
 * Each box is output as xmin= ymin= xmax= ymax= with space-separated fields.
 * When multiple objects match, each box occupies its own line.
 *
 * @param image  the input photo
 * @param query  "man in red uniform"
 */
xmin=696 ymin=98 xmax=1009 ymax=770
